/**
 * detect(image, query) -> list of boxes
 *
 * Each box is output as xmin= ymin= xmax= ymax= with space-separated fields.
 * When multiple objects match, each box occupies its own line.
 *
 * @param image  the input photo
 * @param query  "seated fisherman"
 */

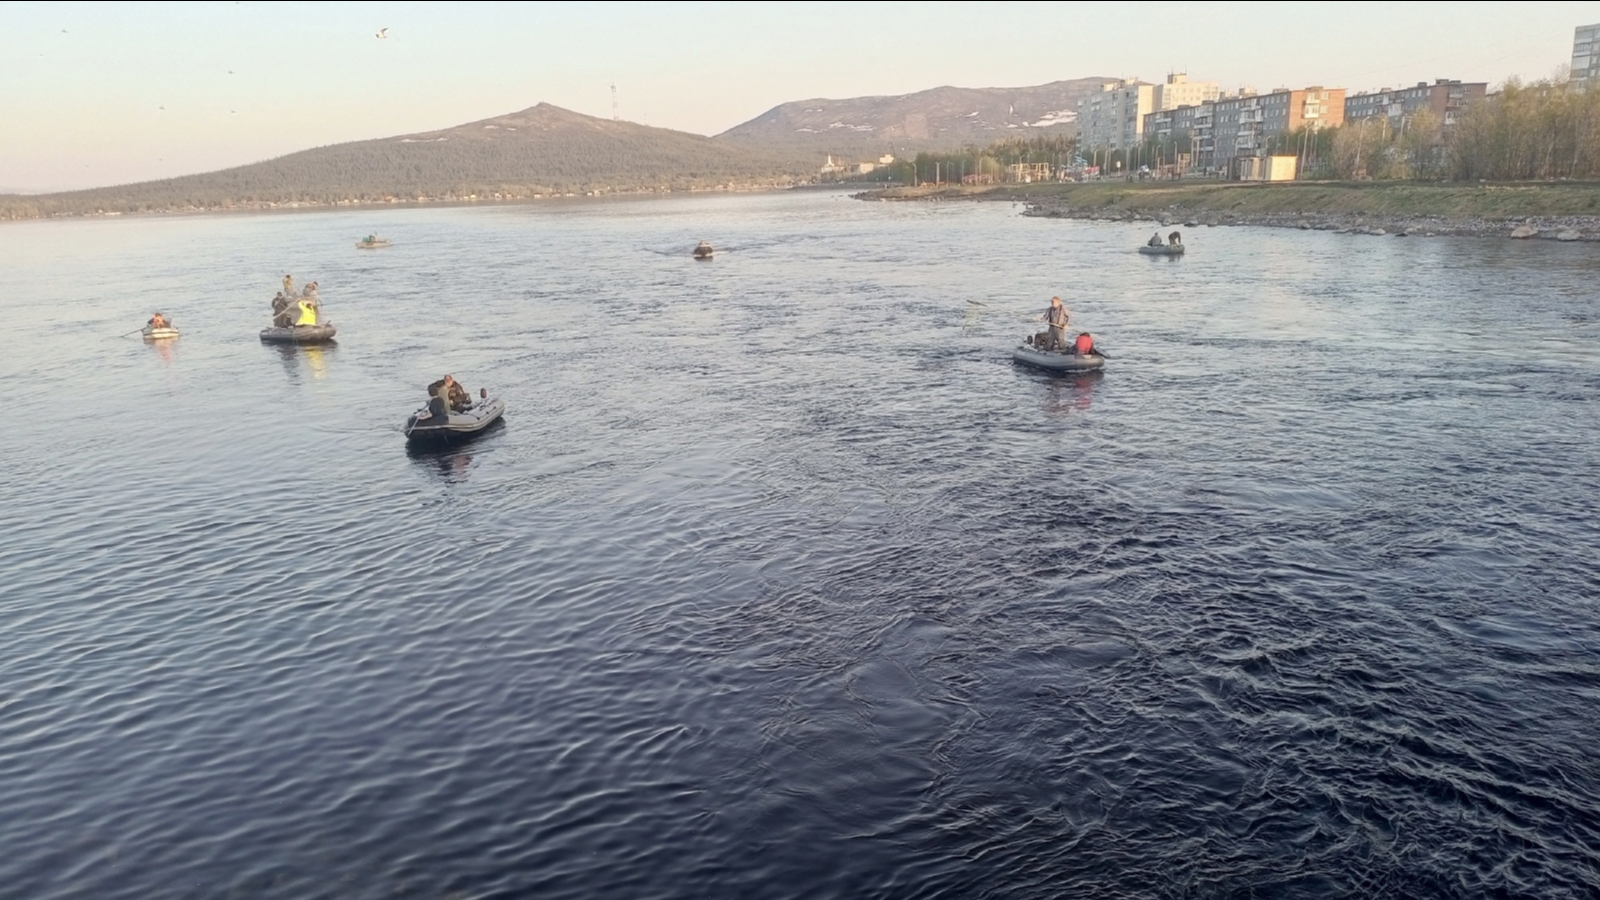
xmin=1148 ymin=231 xmax=1164 ymax=247
xmin=294 ymin=298 xmax=318 ymax=327
xmin=427 ymin=374 xmax=472 ymax=412
xmin=148 ymin=312 xmax=170 ymax=329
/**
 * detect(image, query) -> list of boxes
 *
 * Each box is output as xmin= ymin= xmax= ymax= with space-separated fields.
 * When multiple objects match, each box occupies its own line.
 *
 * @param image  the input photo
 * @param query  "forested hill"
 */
xmin=0 ymin=104 xmax=808 ymax=220
xmin=715 ymin=78 xmax=1112 ymax=156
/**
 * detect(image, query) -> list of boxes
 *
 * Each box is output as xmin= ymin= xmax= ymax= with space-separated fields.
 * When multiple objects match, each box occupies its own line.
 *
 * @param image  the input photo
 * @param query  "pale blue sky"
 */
xmin=2 ymin=1 xmax=1595 ymax=192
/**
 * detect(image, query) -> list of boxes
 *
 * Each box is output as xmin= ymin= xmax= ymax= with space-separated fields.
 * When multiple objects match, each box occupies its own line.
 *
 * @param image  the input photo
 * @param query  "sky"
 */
xmin=2 ymin=1 xmax=1596 ymax=192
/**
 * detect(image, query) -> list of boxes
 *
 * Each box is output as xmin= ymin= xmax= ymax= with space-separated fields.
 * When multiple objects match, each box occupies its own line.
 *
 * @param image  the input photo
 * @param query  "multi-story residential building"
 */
xmin=1573 ymin=24 xmax=1600 ymax=89
xmin=1142 ymin=103 xmax=1204 ymax=175
xmin=1153 ymin=73 xmax=1220 ymax=111
xmin=1076 ymin=79 xmax=1155 ymax=153
xmin=1217 ymin=87 xmax=1343 ymax=173
xmin=1147 ymin=86 xmax=1342 ymax=175
xmin=1343 ymin=80 xmax=1486 ymax=128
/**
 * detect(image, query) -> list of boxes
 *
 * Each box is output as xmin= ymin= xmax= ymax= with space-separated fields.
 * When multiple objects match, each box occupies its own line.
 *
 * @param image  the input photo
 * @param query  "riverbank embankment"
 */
xmin=859 ymin=181 xmax=1600 ymax=241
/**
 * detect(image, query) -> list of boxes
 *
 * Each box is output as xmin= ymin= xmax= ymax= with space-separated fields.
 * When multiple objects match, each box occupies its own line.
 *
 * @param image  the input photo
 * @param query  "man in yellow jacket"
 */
xmin=295 ymin=298 xmax=318 ymax=326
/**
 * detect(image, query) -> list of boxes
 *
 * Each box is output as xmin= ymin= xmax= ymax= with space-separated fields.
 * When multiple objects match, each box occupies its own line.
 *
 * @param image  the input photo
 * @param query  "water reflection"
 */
xmin=1039 ymin=368 xmax=1102 ymax=415
xmin=269 ymin=342 xmax=336 ymax=381
xmin=144 ymin=335 xmax=177 ymax=364
xmin=404 ymin=419 xmax=504 ymax=482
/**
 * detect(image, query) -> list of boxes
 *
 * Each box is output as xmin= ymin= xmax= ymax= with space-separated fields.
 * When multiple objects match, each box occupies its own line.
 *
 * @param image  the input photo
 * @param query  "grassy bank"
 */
xmin=872 ymin=180 xmax=1600 ymax=222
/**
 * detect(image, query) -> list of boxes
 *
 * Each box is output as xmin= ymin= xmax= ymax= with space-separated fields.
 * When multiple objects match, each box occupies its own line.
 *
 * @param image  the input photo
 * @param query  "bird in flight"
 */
xmin=375 ymin=27 xmax=388 ymax=39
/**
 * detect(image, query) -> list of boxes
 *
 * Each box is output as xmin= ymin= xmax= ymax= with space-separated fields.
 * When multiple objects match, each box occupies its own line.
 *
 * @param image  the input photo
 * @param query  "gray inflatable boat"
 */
xmin=260 ymin=323 xmax=337 ymax=344
xmin=1137 ymin=244 xmax=1185 ymax=256
xmin=405 ymin=394 xmax=506 ymax=446
xmin=1012 ymin=344 xmax=1106 ymax=373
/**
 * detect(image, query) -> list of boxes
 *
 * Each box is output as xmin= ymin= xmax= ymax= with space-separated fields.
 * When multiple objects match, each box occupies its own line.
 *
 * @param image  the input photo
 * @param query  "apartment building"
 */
xmin=1343 ymin=79 xmax=1486 ymax=128
xmin=1573 ymin=24 xmax=1600 ymax=89
xmin=1076 ymin=79 xmax=1156 ymax=152
xmin=1148 ymin=86 xmax=1342 ymax=175
xmin=1153 ymin=73 xmax=1220 ymax=111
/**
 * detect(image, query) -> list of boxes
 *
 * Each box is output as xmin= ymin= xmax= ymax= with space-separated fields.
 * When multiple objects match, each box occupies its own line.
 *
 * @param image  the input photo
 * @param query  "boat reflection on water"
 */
xmin=1040 ymin=367 xmax=1103 ymax=416
xmin=146 ymin=336 xmax=177 ymax=364
xmin=405 ymin=418 xmax=505 ymax=483
xmin=270 ymin=342 xmax=335 ymax=381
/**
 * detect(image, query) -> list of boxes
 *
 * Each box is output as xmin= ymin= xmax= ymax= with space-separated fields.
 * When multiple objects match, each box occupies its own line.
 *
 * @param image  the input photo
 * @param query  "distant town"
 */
xmin=825 ymin=22 xmax=1600 ymax=186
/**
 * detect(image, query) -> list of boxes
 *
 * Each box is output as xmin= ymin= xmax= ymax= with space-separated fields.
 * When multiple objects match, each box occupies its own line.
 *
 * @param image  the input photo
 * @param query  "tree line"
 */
xmin=878 ymin=136 xmax=1081 ymax=185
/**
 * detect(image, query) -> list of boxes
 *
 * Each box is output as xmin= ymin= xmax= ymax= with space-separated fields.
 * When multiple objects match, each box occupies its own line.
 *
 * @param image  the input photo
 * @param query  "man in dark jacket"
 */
xmin=427 ymin=374 xmax=472 ymax=412
xmin=271 ymin=292 xmax=292 ymax=327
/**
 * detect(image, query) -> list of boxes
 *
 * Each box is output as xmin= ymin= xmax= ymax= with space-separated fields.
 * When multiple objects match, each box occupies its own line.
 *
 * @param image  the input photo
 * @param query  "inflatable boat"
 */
xmin=1012 ymin=344 xmax=1106 ymax=373
xmin=693 ymin=241 xmax=714 ymax=259
xmin=1138 ymin=244 xmax=1185 ymax=256
xmin=356 ymin=237 xmax=391 ymax=249
xmin=404 ymin=394 xmax=506 ymax=446
xmin=142 ymin=325 xmax=180 ymax=340
xmin=259 ymin=323 xmax=337 ymax=344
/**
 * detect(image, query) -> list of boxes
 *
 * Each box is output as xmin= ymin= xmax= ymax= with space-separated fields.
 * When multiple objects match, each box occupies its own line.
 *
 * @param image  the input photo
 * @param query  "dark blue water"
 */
xmin=3 ymin=191 xmax=1599 ymax=899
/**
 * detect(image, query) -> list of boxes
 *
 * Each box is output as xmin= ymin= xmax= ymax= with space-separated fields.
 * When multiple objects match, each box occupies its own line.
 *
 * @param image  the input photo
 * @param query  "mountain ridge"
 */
xmin=0 ymin=103 xmax=803 ymax=220
xmin=715 ymin=78 xmax=1112 ymax=155
xmin=3 ymin=77 xmax=1117 ymax=220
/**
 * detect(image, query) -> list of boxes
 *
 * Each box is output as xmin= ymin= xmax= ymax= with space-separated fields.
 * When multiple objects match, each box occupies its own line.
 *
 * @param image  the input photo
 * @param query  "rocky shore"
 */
xmin=857 ymin=182 xmax=1600 ymax=242
xmin=1020 ymin=198 xmax=1600 ymax=241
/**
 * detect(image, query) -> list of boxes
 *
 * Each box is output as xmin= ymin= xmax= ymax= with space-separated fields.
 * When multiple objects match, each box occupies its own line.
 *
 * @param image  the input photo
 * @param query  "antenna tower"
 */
xmin=611 ymin=83 xmax=618 ymax=120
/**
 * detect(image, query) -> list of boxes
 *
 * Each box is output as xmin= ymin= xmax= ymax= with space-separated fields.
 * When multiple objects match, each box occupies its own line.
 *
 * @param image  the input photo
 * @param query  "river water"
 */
xmin=2 ymin=190 xmax=1598 ymax=899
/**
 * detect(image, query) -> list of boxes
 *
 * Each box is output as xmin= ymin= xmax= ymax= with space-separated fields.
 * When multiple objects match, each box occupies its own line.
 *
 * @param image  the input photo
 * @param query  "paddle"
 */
xmin=119 ymin=326 xmax=147 ymax=337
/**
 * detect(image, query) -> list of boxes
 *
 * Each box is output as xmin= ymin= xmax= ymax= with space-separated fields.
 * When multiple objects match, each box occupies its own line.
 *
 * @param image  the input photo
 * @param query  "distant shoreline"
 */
xmin=0 ymin=181 xmax=812 ymax=224
xmin=856 ymin=181 xmax=1600 ymax=241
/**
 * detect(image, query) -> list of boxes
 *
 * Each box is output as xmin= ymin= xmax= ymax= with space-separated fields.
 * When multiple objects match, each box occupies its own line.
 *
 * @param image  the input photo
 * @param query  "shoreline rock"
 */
xmin=853 ymin=186 xmax=1600 ymax=242
xmin=1016 ymin=202 xmax=1599 ymax=241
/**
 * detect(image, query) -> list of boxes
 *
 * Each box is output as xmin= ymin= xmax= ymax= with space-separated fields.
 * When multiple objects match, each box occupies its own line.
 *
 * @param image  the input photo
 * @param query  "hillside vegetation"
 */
xmin=1 ymin=104 xmax=807 ymax=220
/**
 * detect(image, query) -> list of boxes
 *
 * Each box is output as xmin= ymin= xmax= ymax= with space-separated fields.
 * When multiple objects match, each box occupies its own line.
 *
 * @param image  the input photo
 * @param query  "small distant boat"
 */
xmin=1138 ymin=243 xmax=1185 ymax=256
xmin=142 ymin=325 xmax=180 ymax=341
xmin=356 ymin=236 xmax=391 ymax=249
xmin=1012 ymin=344 xmax=1106 ymax=373
xmin=259 ymin=323 xmax=338 ymax=344
xmin=693 ymin=241 xmax=714 ymax=259
xmin=404 ymin=392 xmax=506 ymax=446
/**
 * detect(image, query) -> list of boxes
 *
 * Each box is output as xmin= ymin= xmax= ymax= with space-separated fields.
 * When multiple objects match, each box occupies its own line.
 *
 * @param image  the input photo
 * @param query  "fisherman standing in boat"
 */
xmin=1168 ymin=230 xmax=1182 ymax=246
xmin=1037 ymin=296 xmax=1070 ymax=351
xmin=283 ymin=274 xmax=295 ymax=297
xmin=294 ymin=296 xmax=318 ymax=327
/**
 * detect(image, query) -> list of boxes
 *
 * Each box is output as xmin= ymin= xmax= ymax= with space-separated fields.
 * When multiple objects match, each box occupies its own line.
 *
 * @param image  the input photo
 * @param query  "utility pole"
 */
xmin=611 ymin=83 xmax=619 ymax=121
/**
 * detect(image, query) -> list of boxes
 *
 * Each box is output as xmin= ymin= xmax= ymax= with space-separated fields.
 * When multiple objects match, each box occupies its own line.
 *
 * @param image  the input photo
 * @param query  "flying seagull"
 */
xmin=375 ymin=27 xmax=388 ymax=39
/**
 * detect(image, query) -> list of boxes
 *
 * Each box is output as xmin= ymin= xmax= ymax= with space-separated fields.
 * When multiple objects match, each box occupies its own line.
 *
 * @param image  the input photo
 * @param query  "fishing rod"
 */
xmin=970 ymin=298 xmax=1112 ymax=356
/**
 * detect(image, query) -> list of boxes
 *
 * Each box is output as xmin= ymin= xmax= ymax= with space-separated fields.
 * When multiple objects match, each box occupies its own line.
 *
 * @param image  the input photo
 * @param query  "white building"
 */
xmin=1574 ymin=24 xmax=1600 ymax=89
xmin=1076 ymin=79 xmax=1155 ymax=152
xmin=1153 ymin=73 xmax=1220 ymax=112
